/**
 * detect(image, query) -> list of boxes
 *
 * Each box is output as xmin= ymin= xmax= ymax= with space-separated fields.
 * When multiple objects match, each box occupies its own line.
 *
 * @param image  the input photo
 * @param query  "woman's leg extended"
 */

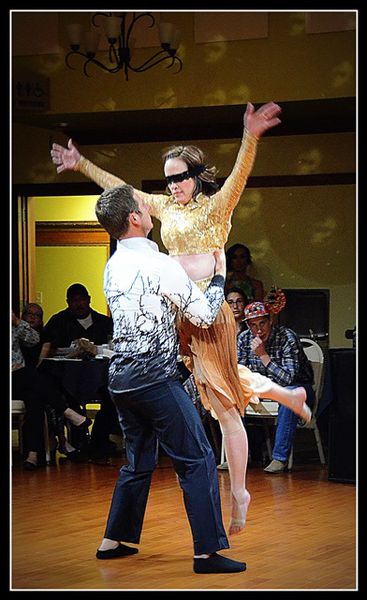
xmin=207 ymin=389 xmax=251 ymax=536
xmin=238 ymin=365 xmax=311 ymax=423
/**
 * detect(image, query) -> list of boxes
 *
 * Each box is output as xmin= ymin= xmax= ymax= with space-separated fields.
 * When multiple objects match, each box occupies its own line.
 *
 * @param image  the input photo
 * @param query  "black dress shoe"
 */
xmin=23 ymin=460 xmax=38 ymax=471
xmin=96 ymin=543 xmax=139 ymax=560
xmin=193 ymin=553 xmax=246 ymax=574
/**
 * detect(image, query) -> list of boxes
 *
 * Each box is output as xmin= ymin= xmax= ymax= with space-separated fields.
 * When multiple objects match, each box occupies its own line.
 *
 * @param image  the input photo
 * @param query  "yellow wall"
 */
xmin=36 ymin=246 xmax=109 ymax=323
xmin=32 ymin=195 xmax=99 ymax=221
xmin=12 ymin=11 xmax=357 ymax=348
xmin=32 ymin=196 xmax=109 ymax=322
xmin=13 ymin=12 xmax=356 ymax=112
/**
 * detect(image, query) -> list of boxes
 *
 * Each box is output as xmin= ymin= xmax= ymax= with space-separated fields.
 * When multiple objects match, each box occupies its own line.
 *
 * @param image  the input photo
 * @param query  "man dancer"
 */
xmin=94 ymin=184 xmax=246 ymax=574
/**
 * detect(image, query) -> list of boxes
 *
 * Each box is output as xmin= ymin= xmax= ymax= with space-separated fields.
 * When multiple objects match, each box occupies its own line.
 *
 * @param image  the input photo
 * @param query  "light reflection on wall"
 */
xmin=29 ymin=162 xmax=58 ymax=183
xmin=93 ymin=148 xmax=118 ymax=166
xmin=203 ymin=37 xmax=228 ymax=63
xmin=296 ymin=148 xmax=322 ymax=174
xmin=93 ymin=98 xmax=117 ymax=111
xmin=34 ymin=55 xmax=65 ymax=77
xmin=235 ymin=189 xmax=263 ymax=221
xmin=154 ymin=87 xmax=178 ymax=108
xmin=203 ymin=85 xmax=252 ymax=107
xmin=248 ymin=238 xmax=271 ymax=262
xmin=216 ymin=142 xmax=238 ymax=156
xmin=311 ymin=216 xmax=337 ymax=245
xmin=331 ymin=60 xmax=353 ymax=89
xmin=228 ymin=84 xmax=251 ymax=104
xmin=227 ymin=185 xmax=355 ymax=287
xmin=258 ymin=187 xmax=354 ymax=284
xmin=203 ymin=89 xmax=227 ymax=106
xmin=288 ymin=12 xmax=306 ymax=36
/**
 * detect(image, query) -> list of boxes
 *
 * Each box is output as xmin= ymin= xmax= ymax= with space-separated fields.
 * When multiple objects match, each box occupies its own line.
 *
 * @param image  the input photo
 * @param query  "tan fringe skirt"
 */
xmin=178 ymin=279 xmax=264 ymax=418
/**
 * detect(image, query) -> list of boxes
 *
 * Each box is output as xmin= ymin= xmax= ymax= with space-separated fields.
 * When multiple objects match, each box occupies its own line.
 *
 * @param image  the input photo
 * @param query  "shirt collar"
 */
xmin=117 ymin=237 xmax=159 ymax=253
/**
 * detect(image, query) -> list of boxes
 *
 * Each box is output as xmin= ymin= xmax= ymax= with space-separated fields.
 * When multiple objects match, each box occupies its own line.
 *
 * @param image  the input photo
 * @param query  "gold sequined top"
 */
xmin=77 ymin=129 xmax=258 ymax=256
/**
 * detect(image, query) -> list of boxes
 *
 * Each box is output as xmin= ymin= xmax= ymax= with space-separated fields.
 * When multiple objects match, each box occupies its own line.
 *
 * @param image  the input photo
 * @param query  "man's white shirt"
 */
xmin=104 ymin=237 xmax=224 ymax=392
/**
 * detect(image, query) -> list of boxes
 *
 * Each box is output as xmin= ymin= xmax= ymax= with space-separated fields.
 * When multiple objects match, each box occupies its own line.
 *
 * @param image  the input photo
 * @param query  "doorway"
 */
xmin=12 ymin=183 xmax=111 ymax=320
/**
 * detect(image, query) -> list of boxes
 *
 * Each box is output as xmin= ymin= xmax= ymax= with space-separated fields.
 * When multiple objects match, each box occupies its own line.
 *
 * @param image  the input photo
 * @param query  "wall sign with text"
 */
xmin=13 ymin=74 xmax=50 ymax=111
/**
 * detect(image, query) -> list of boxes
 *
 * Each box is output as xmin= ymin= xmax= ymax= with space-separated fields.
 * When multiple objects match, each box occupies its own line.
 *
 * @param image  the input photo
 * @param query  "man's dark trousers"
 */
xmin=105 ymin=378 xmax=229 ymax=555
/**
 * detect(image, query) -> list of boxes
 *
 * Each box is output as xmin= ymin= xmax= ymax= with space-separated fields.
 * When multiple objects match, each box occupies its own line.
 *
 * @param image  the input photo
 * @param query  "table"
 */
xmin=38 ymin=357 xmax=109 ymax=406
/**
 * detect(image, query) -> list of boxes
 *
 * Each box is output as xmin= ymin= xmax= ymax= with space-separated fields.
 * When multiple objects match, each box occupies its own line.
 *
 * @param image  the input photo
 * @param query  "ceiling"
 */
xmin=13 ymin=96 xmax=355 ymax=146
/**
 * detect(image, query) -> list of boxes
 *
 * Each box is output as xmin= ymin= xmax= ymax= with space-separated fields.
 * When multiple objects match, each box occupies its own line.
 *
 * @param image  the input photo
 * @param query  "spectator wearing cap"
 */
xmin=237 ymin=296 xmax=315 ymax=473
xmin=41 ymin=284 xmax=120 ymax=463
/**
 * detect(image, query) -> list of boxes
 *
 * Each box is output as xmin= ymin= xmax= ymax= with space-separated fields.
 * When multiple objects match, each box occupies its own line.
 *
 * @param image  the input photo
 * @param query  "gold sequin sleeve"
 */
xmin=76 ymin=156 xmax=168 ymax=220
xmin=77 ymin=156 xmax=125 ymax=190
xmin=211 ymin=128 xmax=259 ymax=222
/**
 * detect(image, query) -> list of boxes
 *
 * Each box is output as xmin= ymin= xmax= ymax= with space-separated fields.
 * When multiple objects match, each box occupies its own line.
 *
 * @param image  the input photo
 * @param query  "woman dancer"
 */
xmin=51 ymin=101 xmax=310 ymax=535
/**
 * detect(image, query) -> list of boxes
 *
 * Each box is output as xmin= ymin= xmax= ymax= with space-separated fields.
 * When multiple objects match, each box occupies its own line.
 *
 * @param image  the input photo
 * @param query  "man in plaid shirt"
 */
xmin=237 ymin=301 xmax=315 ymax=473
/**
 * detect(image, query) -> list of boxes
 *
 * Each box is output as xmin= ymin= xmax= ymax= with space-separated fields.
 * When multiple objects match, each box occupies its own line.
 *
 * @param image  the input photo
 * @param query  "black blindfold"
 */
xmin=165 ymin=164 xmax=206 ymax=186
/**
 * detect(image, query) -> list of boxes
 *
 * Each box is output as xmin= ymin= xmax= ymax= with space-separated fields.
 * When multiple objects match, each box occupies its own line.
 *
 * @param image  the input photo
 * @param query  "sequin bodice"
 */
xmin=77 ymin=129 xmax=258 ymax=256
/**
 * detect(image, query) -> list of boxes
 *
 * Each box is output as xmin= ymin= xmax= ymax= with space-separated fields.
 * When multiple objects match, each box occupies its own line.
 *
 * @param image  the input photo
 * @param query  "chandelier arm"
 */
xmin=129 ymin=49 xmax=177 ymax=72
xmin=126 ymin=11 xmax=155 ymax=45
xmin=65 ymin=50 xmax=80 ymax=70
xmin=132 ymin=53 xmax=183 ymax=74
xmin=65 ymin=52 xmax=120 ymax=76
xmin=91 ymin=12 xmax=112 ymax=28
xmin=133 ymin=50 xmax=182 ymax=73
xmin=170 ymin=55 xmax=183 ymax=73
xmin=109 ymin=44 xmax=120 ymax=66
xmin=83 ymin=57 xmax=123 ymax=76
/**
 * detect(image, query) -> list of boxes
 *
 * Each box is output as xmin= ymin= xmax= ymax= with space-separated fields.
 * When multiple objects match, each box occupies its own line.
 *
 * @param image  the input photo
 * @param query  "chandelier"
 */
xmin=65 ymin=12 xmax=183 ymax=81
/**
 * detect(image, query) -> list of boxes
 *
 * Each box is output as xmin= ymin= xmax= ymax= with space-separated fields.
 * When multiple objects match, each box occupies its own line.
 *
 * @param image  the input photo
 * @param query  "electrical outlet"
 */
xmin=36 ymin=291 xmax=43 ymax=303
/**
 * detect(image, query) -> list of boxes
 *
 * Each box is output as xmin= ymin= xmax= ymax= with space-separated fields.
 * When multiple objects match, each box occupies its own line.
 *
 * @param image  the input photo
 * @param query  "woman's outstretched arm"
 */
xmin=51 ymin=138 xmax=125 ymax=190
xmin=219 ymin=101 xmax=282 ymax=218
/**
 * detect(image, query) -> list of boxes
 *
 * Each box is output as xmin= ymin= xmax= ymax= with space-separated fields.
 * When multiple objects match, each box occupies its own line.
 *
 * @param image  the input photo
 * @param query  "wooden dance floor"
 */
xmin=11 ymin=454 xmax=356 ymax=591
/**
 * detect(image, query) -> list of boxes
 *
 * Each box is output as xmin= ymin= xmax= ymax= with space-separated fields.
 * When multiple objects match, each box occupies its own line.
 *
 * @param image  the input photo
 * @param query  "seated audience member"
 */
xmin=20 ymin=303 xmax=81 ymax=461
xmin=42 ymin=283 xmax=113 ymax=351
xmin=42 ymin=284 xmax=120 ymax=462
xmin=225 ymin=244 xmax=265 ymax=301
xmin=20 ymin=303 xmax=50 ymax=367
xmin=237 ymin=294 xmax=315 ymax=473
xmin=225 ymin=287 xmax=265 ymax=464
xmin=12 ymin=310 xmax=89 ymax=469
xmin=226 ymin=287 xmax=249 ymax=335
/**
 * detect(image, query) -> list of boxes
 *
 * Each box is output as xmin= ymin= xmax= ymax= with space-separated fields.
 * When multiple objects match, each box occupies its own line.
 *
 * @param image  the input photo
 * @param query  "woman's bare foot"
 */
xmin=229 ymin=489 xmax=251 ymax=535
xmin=290 ymin=387 xmax=312 ymax=422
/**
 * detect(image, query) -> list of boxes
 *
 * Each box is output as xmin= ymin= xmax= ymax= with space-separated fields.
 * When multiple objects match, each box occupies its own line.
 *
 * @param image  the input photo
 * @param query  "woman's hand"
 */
xmin=244 ymin=102 xmax=282 ymax=137
xmin=50 ymin=138 xmax=81 ymax=173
